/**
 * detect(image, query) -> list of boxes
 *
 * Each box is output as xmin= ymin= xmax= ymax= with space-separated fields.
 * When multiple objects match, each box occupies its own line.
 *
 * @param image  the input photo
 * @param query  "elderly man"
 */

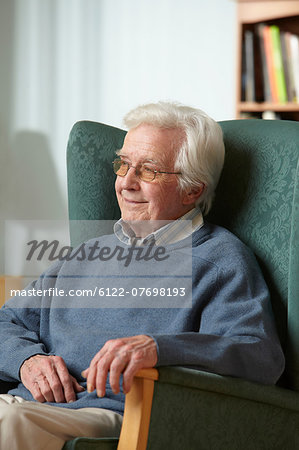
xmin=0 ymin=102 xmax=284 ymax=449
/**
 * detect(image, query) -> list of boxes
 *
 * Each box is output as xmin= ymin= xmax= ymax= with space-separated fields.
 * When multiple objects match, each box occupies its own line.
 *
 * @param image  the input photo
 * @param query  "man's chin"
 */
xmin=121 ymin=213 xmax=149 ymax=223
xmin=120 ymin=215 xmax=174 ymax=238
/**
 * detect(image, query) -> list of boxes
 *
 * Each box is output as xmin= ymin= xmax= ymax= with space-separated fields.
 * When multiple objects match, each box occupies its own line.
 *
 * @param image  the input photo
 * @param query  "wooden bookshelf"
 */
xmin=236 ymin=0 xmax=299 ymax=120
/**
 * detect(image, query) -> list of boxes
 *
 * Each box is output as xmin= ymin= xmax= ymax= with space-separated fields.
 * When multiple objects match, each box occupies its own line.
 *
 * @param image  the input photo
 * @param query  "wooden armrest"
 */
xmin=117 ymin=368 xmax=159 ymax=450
xmin=134 ymin=368 xmax=159 ymax=382
xmin=0 ymin=276 xmax=23 ymax=307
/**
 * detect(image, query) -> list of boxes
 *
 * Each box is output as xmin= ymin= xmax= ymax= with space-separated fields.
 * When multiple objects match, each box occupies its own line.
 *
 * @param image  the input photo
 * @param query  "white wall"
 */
xmin=98 ymin=0 xmax=237 ymax=125
xmin=0 ymin=0 xmax=236 ymax=272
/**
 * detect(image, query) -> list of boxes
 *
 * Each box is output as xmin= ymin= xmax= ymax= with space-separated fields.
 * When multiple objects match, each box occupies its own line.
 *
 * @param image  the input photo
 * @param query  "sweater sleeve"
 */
xmin=150 ymin=244 xmax=285 ymax=385
xmin=0 ymin=277 xmax=52 ymax=382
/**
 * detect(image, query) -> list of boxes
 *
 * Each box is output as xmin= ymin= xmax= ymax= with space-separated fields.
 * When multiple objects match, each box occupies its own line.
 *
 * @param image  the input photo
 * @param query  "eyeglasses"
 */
xmin=112 ymin=159 xmax=182 ymax=182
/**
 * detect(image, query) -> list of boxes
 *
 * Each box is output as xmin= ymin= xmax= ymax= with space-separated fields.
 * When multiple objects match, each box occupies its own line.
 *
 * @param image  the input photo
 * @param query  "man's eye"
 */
xmin=143 ymin=166 xmax=155 ymax=173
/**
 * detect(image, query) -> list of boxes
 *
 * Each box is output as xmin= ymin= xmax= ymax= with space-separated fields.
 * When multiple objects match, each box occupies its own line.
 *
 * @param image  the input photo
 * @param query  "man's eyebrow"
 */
xmin=142 ymin=158 xmax=161 ymax=165
xmin=115 ymin=152 xmax=132 ymax=161
xmin=115 ymin=151 xmax=161 ymax=166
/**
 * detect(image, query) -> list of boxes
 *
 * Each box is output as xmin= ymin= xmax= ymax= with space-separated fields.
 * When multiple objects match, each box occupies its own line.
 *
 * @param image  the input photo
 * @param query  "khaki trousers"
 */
xmin=0 ymin=394 xmax=122 ymax=450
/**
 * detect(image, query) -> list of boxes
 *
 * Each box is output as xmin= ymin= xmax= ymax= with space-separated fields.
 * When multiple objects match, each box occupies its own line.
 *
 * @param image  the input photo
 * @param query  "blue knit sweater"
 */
xmin=0 ymin=223 xmax=285 ymax=415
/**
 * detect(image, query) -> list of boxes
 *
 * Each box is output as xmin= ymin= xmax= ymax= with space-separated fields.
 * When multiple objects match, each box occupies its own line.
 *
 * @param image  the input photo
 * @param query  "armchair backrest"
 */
xmin=67 ymin=119 xmax=299 ymax=390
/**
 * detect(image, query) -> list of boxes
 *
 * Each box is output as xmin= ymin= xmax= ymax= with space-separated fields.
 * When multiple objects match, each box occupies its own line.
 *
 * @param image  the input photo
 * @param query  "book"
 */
xmin=270 ymin=25 xmax=288 ymax=103
xmin=256 ymin=24 xmax=272 ymax=102
xmin=241 ymin=34 xmax=247 ymax=101
xmin=244 ymin=30 xmax=256 ymax=102
xmin=280 ymin=31 xmax=294 ymax=102
xmin=284 ymin=32 xmax=298 ymax=103
xmin=263 ymin=25 xmax=279 ymax=102
xmin=289 ymin=33 xmax=299 ymax=103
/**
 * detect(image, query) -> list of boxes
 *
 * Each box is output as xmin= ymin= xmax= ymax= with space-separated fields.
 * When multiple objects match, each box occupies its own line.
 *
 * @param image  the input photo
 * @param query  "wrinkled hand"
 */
xmin=20 ymin=354 xmax=85 ymax=403
xmin=82 ymin=335 xmax=157 ymax=397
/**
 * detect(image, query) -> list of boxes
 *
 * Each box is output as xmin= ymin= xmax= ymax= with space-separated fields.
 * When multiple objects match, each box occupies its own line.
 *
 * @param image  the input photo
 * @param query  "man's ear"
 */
xmin=182 ymin=184 xmax=205 ymax=206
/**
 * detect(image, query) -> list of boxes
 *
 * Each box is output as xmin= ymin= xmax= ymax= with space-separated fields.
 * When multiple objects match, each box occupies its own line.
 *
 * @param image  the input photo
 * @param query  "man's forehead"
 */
xmin=121 ymin=124 xmax=184 ymax=160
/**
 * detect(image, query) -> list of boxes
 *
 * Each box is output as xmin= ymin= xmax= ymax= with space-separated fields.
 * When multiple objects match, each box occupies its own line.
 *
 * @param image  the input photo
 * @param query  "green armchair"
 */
xmin=52 ymin=119 xmax=299 ymax=448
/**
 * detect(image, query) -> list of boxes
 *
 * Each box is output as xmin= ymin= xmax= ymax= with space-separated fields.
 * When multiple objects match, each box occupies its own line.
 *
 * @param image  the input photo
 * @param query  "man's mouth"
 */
xmin=122 ymin=197 xmax=147 ymax=204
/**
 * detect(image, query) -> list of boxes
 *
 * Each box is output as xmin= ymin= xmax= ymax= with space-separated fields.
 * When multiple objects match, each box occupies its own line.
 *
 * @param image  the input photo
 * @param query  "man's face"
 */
xmin=115 ymin=123 xmax=194 ymax=226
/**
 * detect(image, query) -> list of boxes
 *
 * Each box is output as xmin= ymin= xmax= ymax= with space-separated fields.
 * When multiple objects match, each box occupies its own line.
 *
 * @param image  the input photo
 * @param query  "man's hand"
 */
xmin=82 ymin=335 xmax=157 ymax=397
xmin=20 ymin=354 xmax=85 ymax=403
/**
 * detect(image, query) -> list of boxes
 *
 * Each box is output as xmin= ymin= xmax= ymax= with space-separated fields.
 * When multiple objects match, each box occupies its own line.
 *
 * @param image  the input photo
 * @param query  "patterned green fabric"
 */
xmin=67 ymin=121 xmax=125 ymax=247
xmin=208 ymin=119 xmax=299 ymax=390
xmin=209 ymin=120 xmax=297 ymax=306
xmin=288 ymin=154 xmax=299 ymax=391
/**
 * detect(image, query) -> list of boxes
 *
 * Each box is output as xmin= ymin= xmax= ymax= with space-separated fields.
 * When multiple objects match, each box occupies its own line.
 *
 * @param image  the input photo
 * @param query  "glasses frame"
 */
xmin=112 ymin=158 xmax=182 ymax=182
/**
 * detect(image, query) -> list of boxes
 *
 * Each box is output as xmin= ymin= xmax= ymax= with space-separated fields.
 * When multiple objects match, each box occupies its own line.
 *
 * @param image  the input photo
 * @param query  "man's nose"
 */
xmin=121 ymin=166 xmax=140 ymax=189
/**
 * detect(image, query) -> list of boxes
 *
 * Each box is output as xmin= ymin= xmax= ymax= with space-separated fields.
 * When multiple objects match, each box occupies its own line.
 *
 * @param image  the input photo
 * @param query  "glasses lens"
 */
xmin=139 ymin=165 xmax=155 ymax=181
xmin=113 ymin=160 xmax=127 ymax=176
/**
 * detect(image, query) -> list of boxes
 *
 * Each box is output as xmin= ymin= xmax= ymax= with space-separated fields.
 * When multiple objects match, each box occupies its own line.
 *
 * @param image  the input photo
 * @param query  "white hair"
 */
xmin=123 ymin=101 xmax=225 ymax=215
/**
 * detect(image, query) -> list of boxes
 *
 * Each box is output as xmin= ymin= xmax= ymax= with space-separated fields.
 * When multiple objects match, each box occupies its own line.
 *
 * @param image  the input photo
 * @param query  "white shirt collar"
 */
xmin=114 ymin=207 xmax=204 ymax=246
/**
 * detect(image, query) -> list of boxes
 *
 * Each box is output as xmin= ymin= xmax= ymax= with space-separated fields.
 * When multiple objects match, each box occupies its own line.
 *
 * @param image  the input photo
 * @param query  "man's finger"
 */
xmin=81 ymin=368 xmax=89 ymax=378
xmin=31 ymin=381 xmax=46 ymax=403
xmin=36 ymin=375 xmax=56 ymax=403
xmin=108 ymin=353 xmax=129 ymax=394
xmin=93 ymin=353 xmax=114 ymax=397
xmin=71 ymin=376 xmax=85 ymax=393
xmin=52 ymin=357 xmax=76 ymax=403
xmin=47 ymin=370 xmax=68 ymax=403
xmin=121 ymin=358 xmax=144 ymax=394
